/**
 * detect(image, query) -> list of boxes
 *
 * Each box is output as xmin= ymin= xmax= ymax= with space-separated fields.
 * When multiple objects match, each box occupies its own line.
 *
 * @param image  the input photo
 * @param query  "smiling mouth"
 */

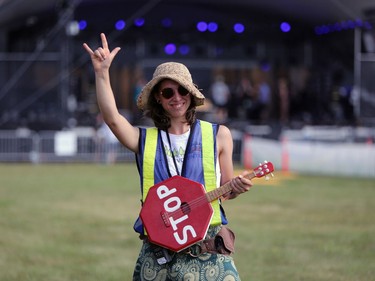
xmin=170 ymin=102 xmax=185 ymax=109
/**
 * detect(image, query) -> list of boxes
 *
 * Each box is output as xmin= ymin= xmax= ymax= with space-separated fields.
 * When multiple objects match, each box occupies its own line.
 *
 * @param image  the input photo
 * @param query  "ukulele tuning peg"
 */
xmin=265 ymin=173 xmax=274 ymax=181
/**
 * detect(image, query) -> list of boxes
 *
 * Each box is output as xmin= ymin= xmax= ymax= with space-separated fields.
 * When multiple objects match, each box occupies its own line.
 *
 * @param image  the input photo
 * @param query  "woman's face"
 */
xmin=157 ymin=79 xmax=191 ymax=119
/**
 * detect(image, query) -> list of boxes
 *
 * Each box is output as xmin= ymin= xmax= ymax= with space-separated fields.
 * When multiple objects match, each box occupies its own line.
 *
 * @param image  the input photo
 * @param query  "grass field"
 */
xmin=0 ymin=163 xmax=374 ymax=281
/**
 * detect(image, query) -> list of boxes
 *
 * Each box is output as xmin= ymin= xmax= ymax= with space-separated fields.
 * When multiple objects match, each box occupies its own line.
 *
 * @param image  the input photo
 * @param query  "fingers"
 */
xmin=101 ymin=33 xmax=108 ymax=49
xmin=83 ymin=33 xmax=108 ymax=54
xmin=94 ymin=47 xmax=107 ymax=60
xmin=112 ymin=47 xmax=121 ymax=57
xmin=230 ymin=174 xmax=252 ymax=195
xmin=83 ymin=42 xmax=105 ymax=60
xmin=82 ymin=43 xmax=94 ymax=55
xmin=83 ymin=33 xmax=121 ymax=61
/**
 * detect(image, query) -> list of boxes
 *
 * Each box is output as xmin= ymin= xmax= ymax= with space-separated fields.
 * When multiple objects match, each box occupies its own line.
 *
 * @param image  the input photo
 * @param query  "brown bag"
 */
xmin=215 ymin=226 xmax=236 ymax=255
xmin=198 ymin=226 xmax=236 ymax=255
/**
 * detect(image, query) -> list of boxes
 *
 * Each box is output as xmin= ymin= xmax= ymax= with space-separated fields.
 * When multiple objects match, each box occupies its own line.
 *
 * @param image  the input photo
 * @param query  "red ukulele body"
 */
xmin=140 ymin=161 xmax=274 ymax=252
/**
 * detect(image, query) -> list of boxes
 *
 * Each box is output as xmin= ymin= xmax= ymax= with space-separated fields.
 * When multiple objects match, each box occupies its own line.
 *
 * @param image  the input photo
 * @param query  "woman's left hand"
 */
xmin=228 ymin=171 xmax=253 ymax=199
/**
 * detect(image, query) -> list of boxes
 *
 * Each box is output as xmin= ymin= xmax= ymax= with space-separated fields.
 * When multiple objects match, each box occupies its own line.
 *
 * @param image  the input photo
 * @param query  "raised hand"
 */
xmin=83 ymin=33 xmax=121 ymax=72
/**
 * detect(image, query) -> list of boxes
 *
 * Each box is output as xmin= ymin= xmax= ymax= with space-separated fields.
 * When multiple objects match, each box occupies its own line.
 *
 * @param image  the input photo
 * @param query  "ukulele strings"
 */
xmin=167 ymin=194 xmax=209 ymax=218
xmin=165 ymin=170 xmax=258 ymax=218
xmin=166 ymin=182 xmax=232 ymax=218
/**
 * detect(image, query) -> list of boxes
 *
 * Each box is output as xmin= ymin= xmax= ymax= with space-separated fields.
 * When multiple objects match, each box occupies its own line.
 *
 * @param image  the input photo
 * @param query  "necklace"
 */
xmin=166 ymin=131 xmax=181 ymax=176
xmin=161 ymin=129 xmax=190 ymax=176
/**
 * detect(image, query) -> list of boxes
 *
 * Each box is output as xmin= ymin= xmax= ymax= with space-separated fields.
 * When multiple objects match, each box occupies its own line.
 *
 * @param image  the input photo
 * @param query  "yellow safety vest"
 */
xmin=142 ymin=120 xmax=222 ymax=226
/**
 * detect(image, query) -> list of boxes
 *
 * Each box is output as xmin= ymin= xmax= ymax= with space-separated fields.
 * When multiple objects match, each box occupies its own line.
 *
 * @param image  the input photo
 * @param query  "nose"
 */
xmin=173 ymin=90 xmax=184 ymax=98
xmin=169 ymin=89 xmax=186 ymax=100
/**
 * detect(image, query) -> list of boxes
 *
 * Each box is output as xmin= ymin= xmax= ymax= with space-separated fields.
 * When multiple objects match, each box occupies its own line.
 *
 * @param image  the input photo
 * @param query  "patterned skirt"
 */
xmin=132 ymin=226 xmax=241 ymax=281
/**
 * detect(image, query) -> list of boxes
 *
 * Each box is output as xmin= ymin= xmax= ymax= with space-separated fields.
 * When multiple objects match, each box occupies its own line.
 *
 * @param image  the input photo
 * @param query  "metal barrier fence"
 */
xmin=2 ymin=126 xmax=373 ymax=178
xmin=0 ymin=128 xmax=134 ymax=164
xmin=0 ymin=128 xmax=243 ymax=164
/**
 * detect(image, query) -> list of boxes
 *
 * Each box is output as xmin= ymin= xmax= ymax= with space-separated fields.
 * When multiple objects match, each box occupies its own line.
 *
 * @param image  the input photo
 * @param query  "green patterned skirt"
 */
xmin=132 ymin=226 xmax=241 ymax=281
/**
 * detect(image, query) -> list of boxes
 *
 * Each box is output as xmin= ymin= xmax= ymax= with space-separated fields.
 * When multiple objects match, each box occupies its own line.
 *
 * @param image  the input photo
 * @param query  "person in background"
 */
xmin=210 ymin=75 xmax=230 ymax=123
xmin=248 ymin=67 xmax=271 ymax=123
xmin=83 ymin=33 xmax=252 ymax=281
xmin=235 ymin=74 xmax=253 ymax=120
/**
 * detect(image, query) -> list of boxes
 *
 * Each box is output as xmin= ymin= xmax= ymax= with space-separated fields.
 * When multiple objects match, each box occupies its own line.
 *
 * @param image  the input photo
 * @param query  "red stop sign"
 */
xmin=140 ymin=175 xmax=213 ymax=252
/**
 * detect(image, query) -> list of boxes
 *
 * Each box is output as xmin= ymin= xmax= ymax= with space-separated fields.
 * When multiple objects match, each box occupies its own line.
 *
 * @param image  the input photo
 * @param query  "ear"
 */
xmin=152 ymin=91 xmax=161 ymax=103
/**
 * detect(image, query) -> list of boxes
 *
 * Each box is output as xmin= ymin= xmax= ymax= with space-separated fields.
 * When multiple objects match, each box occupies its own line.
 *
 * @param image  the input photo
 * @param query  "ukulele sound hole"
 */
xmin=181 ymin=202 xmax=191 ymax=214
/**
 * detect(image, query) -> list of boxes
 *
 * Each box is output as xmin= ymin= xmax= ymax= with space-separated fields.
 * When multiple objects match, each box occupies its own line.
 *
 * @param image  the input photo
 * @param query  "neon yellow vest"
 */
xmin=142 ymin=121 xmax=222 ymax=226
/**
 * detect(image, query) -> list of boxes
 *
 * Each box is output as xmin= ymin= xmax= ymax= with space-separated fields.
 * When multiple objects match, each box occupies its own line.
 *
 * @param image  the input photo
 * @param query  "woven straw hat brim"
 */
xmin=137 ymin=68 xmax=205 ymax=110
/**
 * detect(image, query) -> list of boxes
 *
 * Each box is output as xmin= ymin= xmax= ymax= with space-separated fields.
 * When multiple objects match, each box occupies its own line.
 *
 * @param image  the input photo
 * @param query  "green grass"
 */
xmin=0 ymin=164 xmax=374 ymax=281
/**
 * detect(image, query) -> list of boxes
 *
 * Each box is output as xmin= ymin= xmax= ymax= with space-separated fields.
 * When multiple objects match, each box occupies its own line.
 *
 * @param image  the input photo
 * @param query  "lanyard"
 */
xmin=165 ymin=130 xmax=181 ymax=176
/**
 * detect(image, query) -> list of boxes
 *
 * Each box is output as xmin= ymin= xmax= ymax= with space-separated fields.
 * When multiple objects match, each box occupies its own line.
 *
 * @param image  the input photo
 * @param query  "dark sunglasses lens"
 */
xmin=178 ymin=86 xmax=189 ymax=96
xmin=161 ymin=88 xmax=174 ymax=99
xmin=161 ymin=86 xmax=189 ymax=99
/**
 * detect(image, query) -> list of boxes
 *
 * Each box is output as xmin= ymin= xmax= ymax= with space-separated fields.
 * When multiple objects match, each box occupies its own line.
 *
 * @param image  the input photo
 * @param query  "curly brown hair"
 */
xmin=143 ymin=81 xmax=197 ymax=130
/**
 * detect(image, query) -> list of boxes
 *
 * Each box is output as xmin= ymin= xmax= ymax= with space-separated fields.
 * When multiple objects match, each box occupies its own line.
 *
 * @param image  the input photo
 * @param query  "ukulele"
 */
xmin=140 ymin=161 xmax=274 ymax=252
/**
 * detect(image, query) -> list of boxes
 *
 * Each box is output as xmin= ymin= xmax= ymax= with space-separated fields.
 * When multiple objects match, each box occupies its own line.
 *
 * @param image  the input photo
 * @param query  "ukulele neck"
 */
xmin=205 ymin=171 xmax=256 ymax=202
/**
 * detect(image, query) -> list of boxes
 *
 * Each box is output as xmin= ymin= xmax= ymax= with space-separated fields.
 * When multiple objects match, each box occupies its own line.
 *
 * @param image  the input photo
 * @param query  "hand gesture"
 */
xmin=83 ymin=33 xmax=121 ymax=73
xmin=229 ymin=171 xmax=253 ymax=199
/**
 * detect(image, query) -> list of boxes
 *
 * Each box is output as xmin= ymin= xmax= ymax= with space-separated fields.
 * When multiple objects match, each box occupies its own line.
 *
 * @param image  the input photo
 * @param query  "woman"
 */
xmin=83 ymin=33 xmax=253 ymax=281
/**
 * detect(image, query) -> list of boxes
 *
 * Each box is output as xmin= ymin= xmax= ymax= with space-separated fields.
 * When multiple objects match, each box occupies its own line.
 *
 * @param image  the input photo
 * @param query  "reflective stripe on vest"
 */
xmin=142 ymin=121 xmax=222 ymax=226
xmin=200 ymin=120 xmax=221 ymax=225
xmin=142 ymin=127 xmax=158 ymax=203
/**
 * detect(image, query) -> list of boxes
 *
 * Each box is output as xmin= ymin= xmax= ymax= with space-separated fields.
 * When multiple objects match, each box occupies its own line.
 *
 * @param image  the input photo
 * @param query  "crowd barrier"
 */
xmin=1 ymin=126 xmax=374 ymax=179
xmin=0 ymin=127 xmax=243 ymax=164
xmin=242 ymin=126 xmax=375 ymax=179
xmin=0 ymin=128 xmax=134 ymax=164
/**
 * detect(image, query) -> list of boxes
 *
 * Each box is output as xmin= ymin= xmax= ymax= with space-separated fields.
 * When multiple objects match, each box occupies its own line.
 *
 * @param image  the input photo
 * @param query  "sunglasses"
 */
xmin=160 ymin=86 xmax=189 ymax=99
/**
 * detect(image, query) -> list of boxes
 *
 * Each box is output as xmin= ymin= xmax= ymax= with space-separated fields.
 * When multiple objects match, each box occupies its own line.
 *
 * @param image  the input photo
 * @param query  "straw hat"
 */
xmin=137 ymin=62 xmax=205 ymax=110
